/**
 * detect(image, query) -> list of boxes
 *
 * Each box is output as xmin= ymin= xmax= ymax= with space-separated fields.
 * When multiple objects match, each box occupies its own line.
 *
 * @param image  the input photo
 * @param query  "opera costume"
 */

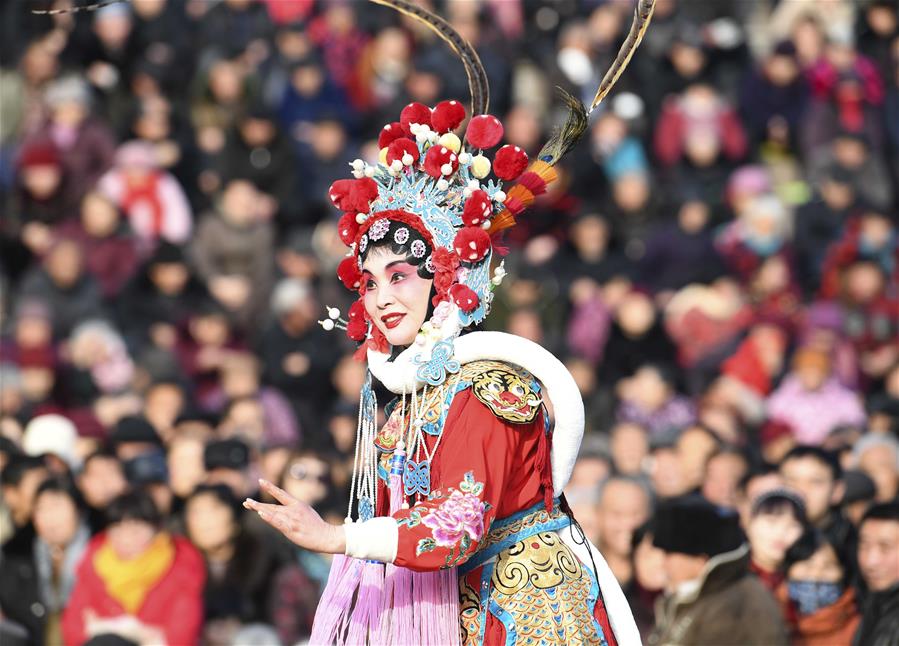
xmin=33 ymin=0 xmax=658 ymax=643
xmin=306 ymin=2 xmax=658 ymax=643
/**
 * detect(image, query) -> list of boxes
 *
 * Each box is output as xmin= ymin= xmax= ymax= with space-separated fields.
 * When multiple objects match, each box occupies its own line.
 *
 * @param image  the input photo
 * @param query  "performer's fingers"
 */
xmin=259 ymin=478 xmax=297 ymax=507
xmin=243 ymin=498 xmax=279 ymax=516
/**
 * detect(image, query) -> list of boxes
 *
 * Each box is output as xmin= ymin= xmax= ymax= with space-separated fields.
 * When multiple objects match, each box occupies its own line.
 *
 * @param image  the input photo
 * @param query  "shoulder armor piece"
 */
xmin=461 ymin=360 xmax=542 ymax=424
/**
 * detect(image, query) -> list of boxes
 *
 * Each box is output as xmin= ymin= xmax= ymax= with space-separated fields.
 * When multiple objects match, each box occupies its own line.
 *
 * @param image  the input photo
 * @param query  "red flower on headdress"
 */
xmin=346 ymin=299 xmax=368 ymax=342
xmin=453 ymin=227 xmax=491 ymax=263
xmin=431 ymin=248 xmax=458 ymax=302
xmin=337 ymin=212 xmax=360 ymax=246
xmin=465 ymin=114 xmax=504 ymax=149
xmin=434 ymin=267 xmax=456 ymax=297
xmin=329 ymin=178 xmax=379 ymax=213
xmin=493 ymin=145 xmax=529 ymax=181
xmin=449 ymin=284 xmax=480 ymax=313
xmin=386 ymin=138 xmax=419 ymax=166
xmin=462 ymin=190 xmax=492 ymax=227
xmin=431 ymin=100 xmax=466 ymax=133
xmin=400 ymin=102 xmax=432 ymax=134
xmin=378 ymin=122 xmax=406 ymax=149
xmin=432 ymin=246 xmax=461 ymax=274
xmin=337 ymin=256 xmax=363 ymax=291
xmin=423 ymin=145 xmax=458 ymax=179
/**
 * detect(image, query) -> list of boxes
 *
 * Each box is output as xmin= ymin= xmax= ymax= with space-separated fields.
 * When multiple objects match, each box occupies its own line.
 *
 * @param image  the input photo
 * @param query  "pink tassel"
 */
xmin=413 ymin=564 xmax=463 ymax=646
xmin=309 ymin=554 xmax=363 ymax=645
xmin=345 ymin=560 xmax=385 ymax=644
xmin=382 ymin=448 xmax=416 ymax=644
xmin=314 ymin=445 xmax=462 ymax=645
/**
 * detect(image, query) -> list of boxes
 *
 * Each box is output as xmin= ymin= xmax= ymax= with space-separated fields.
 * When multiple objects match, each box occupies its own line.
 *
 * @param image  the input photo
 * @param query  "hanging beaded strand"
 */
xmin=349 ymin=371 xmax=378 ymax=522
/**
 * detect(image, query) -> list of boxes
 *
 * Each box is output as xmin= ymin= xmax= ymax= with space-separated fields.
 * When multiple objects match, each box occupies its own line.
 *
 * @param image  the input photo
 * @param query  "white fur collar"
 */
xmin=368 ymin=331 xmax=584 ymax=495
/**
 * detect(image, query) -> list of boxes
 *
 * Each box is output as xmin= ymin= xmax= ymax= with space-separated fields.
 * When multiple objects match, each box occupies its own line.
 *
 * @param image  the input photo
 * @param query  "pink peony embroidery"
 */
xmin=421 ymin=489 xmax=485 ymax=547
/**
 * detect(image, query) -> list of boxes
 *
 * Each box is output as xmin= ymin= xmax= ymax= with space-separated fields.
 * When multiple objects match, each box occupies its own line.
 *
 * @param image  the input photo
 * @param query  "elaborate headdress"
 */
xmin=323 ymin=0 xmax=658 ymax=389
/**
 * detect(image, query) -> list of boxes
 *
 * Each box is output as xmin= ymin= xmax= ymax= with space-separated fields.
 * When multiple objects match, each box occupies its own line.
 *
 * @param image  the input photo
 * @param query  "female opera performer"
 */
xmin=243 ymin=1 xmax=657 ymax=643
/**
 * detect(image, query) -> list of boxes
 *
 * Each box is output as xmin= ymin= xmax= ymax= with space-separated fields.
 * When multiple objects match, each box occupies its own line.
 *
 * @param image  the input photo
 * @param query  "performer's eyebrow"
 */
xmin=362 ymin=260 xmax=409 ymax=276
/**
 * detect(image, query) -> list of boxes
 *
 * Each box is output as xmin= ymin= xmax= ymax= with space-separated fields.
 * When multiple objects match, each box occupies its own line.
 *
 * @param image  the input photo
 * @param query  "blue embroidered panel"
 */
xmin=414 ymin=339 xmax=461 ymax=386
xmin=402 ymin=458 xmax=431 ymax=497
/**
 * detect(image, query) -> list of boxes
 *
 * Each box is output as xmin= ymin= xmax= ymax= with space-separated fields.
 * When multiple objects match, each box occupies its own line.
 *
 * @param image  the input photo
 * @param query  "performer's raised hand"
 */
xmin=243 ymin=479 xmax=346 ymax=555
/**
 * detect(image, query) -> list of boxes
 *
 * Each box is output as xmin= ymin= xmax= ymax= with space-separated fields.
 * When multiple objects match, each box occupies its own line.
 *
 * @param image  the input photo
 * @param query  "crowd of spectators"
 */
xmin=0 ymin=0 xmax=898 ymax=645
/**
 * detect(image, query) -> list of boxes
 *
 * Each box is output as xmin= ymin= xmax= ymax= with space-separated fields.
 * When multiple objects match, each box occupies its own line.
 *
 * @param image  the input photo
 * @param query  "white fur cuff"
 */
xmin=343 ymin=517 xmax=399 ymax=563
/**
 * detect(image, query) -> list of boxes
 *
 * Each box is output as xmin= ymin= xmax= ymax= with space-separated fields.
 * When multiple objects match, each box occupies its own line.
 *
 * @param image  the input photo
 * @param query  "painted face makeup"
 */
xmin=362 ymin=249 xmax=433 ymax=347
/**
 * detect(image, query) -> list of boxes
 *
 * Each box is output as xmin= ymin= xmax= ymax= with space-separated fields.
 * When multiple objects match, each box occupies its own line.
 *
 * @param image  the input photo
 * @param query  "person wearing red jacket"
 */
xmin=61 ymin=489 xmax=205 ymax=646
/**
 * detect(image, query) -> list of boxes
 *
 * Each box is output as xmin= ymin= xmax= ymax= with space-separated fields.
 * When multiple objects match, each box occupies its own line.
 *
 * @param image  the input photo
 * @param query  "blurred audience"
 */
xmin=0 ymin=1 xmax=897 ymax=644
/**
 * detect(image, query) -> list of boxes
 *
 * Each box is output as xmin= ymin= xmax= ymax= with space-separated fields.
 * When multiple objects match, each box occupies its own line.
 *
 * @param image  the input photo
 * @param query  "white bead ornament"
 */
xmin=328 ymin=307 xmax=341 ymax=319
xmin=458 ymin=152 xmax=471 ymax=164
xmin=494 ymin=190 xmax=506 ymax=202
xmin=436 ymin=179 xmax=449 ymax=191
xmin=355 ymin=213 xmax=368 ymax=224
xmin=402 ymin=152 xmax=414 ymax=166
xmin=321 ymin=319 xmax=335 ymax=331
xmin=351 ymin=159 xmax=365 ymax=171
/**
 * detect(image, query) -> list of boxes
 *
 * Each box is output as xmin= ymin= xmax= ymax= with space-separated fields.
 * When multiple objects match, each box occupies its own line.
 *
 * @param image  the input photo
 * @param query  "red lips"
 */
xmin=381 ymin=313 xmax=405 ymax=329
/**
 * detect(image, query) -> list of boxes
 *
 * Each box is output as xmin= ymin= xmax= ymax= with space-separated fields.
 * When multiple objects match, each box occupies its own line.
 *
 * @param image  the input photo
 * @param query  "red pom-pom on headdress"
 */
xmin=337 ymin=212 xmax=360 ymax=246
xmin=431 ymin=100 xmax=466 ymax=133
xmin=386 ymin=138 xmax=419 ymax=166
xmin=493 ymin=145 xmax=529 ymax=181
xmin=337 ymin=256 xmax=363 ymax=291
xmin=400 ymin=102 xmax=432 ymax=134
xmin=449 ymin=283 xmax=480 ymax=313
xmin=465 ymin=114 xmax=504 ymax=149
xmin=329 ymin=177 xmax=379 ymax=213
xmin=423 ymin=146 xmax=459 ymax=179
xmin=453 ymin=227 xmax=491 ymax=262
xmin=346 ymin=299 xmax=367 ymax=341
xmin=462 ymin=190 xmax=492 ymax=227
xmin=378 ymin=122 xmax=406 ymax=149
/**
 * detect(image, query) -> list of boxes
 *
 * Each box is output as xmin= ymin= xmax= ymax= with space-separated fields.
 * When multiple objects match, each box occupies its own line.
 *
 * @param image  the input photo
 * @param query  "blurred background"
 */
xmin=0 ymin=0 xmax=897 ymax=645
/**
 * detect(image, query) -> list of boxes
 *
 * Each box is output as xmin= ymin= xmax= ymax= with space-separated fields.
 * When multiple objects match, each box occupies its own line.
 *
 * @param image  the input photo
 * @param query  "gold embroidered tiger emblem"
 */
xmin=470 ymin=366 xmax=541 ymax=423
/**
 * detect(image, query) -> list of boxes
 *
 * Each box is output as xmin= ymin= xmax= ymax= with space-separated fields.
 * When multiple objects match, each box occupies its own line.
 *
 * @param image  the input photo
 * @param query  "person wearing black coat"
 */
xmin=853 ymin=502 xmax=899 ymax=646
xmin=639 ymin=198 xmax=727 ymax=293
xmin=217 ymin=108 xmax=300 ymax=231
xmin=115 ymin=242 xmax=209 ymax=351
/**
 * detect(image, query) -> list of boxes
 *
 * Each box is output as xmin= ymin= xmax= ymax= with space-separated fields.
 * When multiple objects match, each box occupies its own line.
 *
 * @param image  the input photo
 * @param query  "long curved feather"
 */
xmin=368 ymin=0 xmax=489 ymax=116
xmin=31 ymin=0 xmax=126 ymax=15
xmin=590 ymin=0 xmax=657 ymax=115
xmin=538 ymin=0 xmax=656 ymax=169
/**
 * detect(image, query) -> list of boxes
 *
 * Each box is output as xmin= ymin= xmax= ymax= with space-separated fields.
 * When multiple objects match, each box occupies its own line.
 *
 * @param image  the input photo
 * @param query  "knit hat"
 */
xmin=114 ymin=140 xmax=159 ymax=171
xmin=109 ymin=416 xmax=162 ymax=448
xmin=842 ymin=469 xmax=877 ymax=505
xmin=44 ymin=75 xmax=91 ymax=108
xmin=17 ymin=141 xmax=61 ymax=170
xmin=148 ymin=241 xmax=186 ymax=265
xmin=23 ymin=414 xmax=80 ymax=469
xmin=652 ymin=494 xmax=745 ymax=557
